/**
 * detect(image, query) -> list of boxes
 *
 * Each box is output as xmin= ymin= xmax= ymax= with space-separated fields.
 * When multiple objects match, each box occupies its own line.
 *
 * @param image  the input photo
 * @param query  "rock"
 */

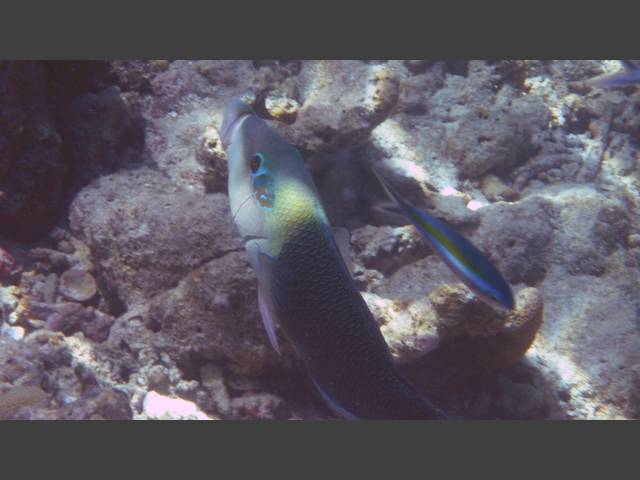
xmin=512 ymin=145 xmax=589 ymax=192
xmin=42 ymin=273 xmax=59 ymax=303
xmin=0 ymin=285 xmax=28 ymax=325
xmin=275 ymin=61 xmax=400 ymax=153
xmin=142 ymin=60 xmax=261 ymax=192
xmin=195 ymin=124 xmax=228 ymax=193
xmin=59 ymin=268 xmax=97 ymax=302
xmin=474 ymin=196 xmax=555 ymax=284
xmin=480 ymin=174 xmax=520 ymax=202
xmin=395 ymin=62 xmax=446 ymax=114
xmin=494 ymin=375 xmax=549 ymax=419
xmin=612 ymin=91 xmax=640 ymax=141
xmin=199 ymin=364 xmax=231 ymax=417
xmin=265 ymin=92 xmax=300 ymax=123
xmin=0 ymin=331 xmax=94 ymax=415
xmin=427 ymin=286 xmax=543 ymax=372
xmin=0 ymin=385 xmax=49 ymax=420
xmin=29 ymin=248 xmax=72 ymax=271
xmin=429 ymin=284 xmax=505 ymax=338
xmin=548 ymin=60 xmax=612 ymax=84
xmin=529 ymin=257 xmax=640 ymax=419
xmin=142 ymin=390 xmax=212 ymax=420
xmin=0 ymin=61 xmax=65 ymax=240
xmin=62 ymin=387 xmax=133 ymax=420
xmin=545 ymin=185 xmax=630 ymax=276
xmin=193 ymin=60 xmax=256 ymax=92
xmin=362 ymin=244 xmax=544 ymax=370
xmin=447 ymin=92 xmax=550 ymax=178
xmin=0 ymin=247 xmax=16 ymax=274
xmin=350 ymin=225 xmax=430 ymax=275
xmin=61 ymin=86 xmax=141 ymax=189
xmin=1 ymin=325 xmax=25 ymax=340
xmin=374 ymin=255 xmax=461 ymax=300
xmin=229 ymin=392 xmax=286 ymax=420
xmin=29 ymin=301 xmax=115 ymax=342
xmin=105 ymin=60 xmax=170 ymax=94
xmin=147 ymin=251 xmax=288 ymax=376
xmin=28 ymin=231 xmax=95 ymax=274
xmin=363 ymin=292 xmax=441 ymax=364
xmin=69 ymin=168 xmax=243 ymax=307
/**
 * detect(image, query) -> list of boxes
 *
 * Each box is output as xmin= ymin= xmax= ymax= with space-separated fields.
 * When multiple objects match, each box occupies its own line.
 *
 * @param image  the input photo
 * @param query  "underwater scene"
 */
xmin=0 ymin=60 xmax=638 ymax=420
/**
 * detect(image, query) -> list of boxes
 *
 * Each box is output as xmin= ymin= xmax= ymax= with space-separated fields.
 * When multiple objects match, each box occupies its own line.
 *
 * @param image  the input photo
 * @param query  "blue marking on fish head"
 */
xmin=223 ymin=99 xmax=318 ymax=242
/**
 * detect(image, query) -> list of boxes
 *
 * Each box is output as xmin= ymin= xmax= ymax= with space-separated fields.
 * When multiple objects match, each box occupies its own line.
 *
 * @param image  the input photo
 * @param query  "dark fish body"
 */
xmin=223 ymin=99 xmax=447 ymax=419
xmin=270 ymin=215 xmax=446 ymax=419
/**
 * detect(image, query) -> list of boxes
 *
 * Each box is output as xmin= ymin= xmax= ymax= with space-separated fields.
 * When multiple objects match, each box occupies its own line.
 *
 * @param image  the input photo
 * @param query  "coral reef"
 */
xmin=28 ymin=301 xmax=114 ymax=342
xmin=68 ymin=168 xmax=243 ymax=308
xmin=0 ymin=60 xmax=638 ymax=420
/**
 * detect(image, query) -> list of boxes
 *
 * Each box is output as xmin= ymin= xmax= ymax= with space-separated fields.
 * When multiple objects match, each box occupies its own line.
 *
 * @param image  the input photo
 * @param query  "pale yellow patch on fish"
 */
xmin=268 ymin=179 xmax=326 ymax=255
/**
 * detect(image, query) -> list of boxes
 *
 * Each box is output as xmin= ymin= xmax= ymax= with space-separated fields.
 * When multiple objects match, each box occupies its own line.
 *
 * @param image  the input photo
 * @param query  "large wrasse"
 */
xmin=222 ymin=99 xmax=447 ymax=419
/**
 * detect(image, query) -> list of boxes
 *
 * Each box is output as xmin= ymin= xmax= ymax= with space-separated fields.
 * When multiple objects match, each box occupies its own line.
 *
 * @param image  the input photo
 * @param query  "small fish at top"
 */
xmin=373 ymin=169 xmax=514 ymax=311
xmin=586 ymin=61 xmax=640 ymax=89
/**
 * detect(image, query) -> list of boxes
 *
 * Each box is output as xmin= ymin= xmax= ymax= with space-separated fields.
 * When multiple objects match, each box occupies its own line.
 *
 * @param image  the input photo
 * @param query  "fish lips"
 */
xmin=221 ymin=99 xmax=255 ymax=150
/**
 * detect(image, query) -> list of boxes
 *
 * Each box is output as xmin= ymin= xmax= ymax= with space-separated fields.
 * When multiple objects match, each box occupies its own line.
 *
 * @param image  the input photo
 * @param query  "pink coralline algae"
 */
xmin=0 ymin=247 xmax=16 ymax=274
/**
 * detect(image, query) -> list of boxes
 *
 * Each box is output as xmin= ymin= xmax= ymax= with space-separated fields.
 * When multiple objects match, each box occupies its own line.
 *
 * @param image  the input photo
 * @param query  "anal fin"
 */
xmin=309 ymin=374 xmax=359 ymax=420
xmin=245 ymin=239 xmax=287 ymax=355
xmin=257 ymin=285 xmax=281 ymax=354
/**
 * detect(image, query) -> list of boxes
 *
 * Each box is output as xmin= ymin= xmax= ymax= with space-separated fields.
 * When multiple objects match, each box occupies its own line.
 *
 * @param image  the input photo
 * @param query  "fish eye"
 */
xmin=250 ymin=153 xmax=263 ymax=174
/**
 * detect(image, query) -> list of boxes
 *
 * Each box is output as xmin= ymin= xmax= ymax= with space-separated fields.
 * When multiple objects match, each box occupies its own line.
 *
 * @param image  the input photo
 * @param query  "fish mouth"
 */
xmin=221 ymin=99 xmax=255 ymax=150
xmin=242 ymin=234 xmax=267 ymax=243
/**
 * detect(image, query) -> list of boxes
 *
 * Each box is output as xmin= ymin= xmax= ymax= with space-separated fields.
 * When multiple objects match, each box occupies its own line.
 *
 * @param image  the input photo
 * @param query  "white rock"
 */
xmin=1 ymin=325 xmax=25 ymax=340
xmin=142 ymin=391 xmax=212 ymax=420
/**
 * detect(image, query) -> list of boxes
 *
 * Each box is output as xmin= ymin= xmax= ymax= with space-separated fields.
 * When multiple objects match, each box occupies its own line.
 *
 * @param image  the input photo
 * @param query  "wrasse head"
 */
xmin=222 ymin=99 xmax=319 ymax=243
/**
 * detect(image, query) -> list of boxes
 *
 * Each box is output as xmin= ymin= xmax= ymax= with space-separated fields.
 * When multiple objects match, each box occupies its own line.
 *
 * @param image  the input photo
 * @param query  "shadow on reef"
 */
xmin=215 ymin=352 xmax=566 ymax=420
xmin=0 ymin=61 xmax=148 ymax=242
xmin=402 ymin=354 xmax=564 ymax=420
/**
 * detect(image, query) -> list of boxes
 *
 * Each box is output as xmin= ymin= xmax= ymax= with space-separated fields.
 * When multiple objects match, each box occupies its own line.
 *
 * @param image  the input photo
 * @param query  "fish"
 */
xmin=373 ymin=170 xmax=514 ymax=311
xmin=586 ymin=60 xmax=640 ymax=89
xmin=222 ymin=99 xmax=448 ymax=420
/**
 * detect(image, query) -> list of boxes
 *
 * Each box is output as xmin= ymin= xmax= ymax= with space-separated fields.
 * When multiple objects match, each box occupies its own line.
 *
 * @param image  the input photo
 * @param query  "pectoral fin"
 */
xmin=245 ymin=240 xmax=285 ymax=354
xmin=245 ymin=240 xmax=298 ymax=355
xmin=257 ymin=284 xmax=281 ymax=354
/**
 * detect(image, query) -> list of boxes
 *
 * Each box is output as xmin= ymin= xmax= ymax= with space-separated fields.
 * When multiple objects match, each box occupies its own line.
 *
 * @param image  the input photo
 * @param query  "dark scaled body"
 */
xmin=269 ymin=216 xmax=447 ymax=419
